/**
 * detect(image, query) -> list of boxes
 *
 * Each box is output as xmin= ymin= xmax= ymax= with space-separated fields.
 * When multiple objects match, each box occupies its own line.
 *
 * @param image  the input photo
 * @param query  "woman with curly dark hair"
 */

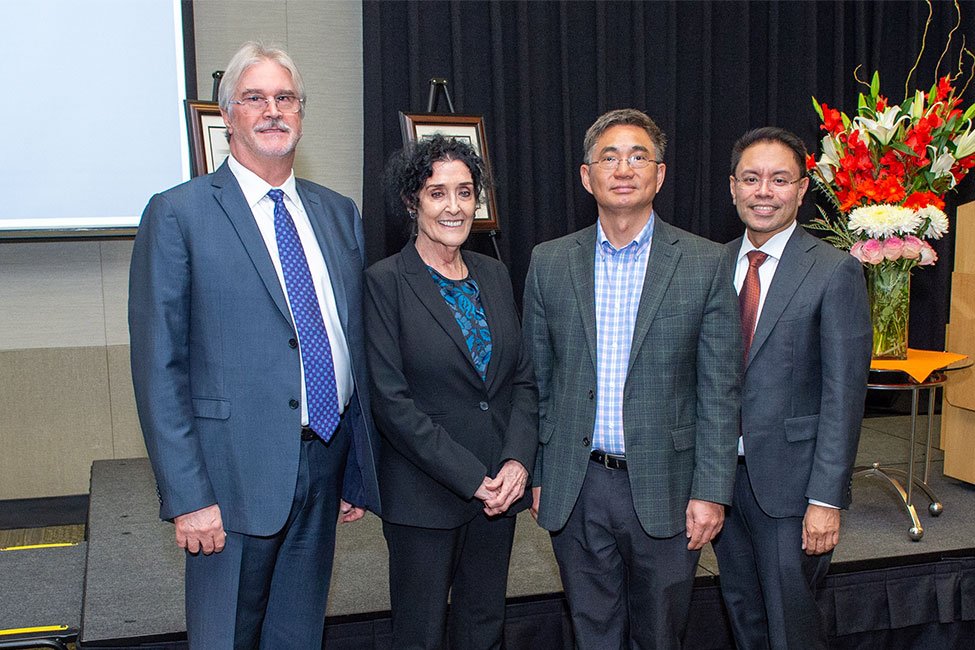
xmin=364 ymin=134 xmax=537 ymax=649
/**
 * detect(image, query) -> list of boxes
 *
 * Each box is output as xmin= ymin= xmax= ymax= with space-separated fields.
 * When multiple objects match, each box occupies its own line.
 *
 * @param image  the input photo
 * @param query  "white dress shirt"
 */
xmin=228 ymin=155 xmax=353 ymax=423
xmin=735 ymin=221 xmax=836 ymax=509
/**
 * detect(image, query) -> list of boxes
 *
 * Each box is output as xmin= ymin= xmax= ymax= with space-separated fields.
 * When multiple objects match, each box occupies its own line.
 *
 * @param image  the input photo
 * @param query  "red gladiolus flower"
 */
xmin=876 ymin=95 xmax=888 ymax=111
xmin=805 ymin=154 xmax=817 ymax=170
xmin=821 ymin=103 xmax=844 ymax=134
xmin=936 ymin=76 xmax=953 ymax=102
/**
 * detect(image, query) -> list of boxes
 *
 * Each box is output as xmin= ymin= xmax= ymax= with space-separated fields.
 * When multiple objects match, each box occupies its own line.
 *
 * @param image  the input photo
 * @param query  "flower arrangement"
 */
xmin=806 ymin=71 xmax=974 ymax=268
xmin=805 ymin=68 xmax=975 ymax=358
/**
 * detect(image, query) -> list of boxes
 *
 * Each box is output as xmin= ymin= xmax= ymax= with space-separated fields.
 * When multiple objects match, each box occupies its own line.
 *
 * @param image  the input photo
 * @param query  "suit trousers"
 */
xmin=550 ymin=460 xmax=700 ymax=650
xmin=382 ymin=513 xmax=517 ymax=650
xmin=184 ymin=425 xmax=350 ymax=650
xmin=713 ymin=463 xmax=832 ymax=650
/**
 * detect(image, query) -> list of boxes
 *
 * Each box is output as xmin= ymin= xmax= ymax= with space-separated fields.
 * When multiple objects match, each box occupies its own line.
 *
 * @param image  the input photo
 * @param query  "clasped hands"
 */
xmin=473 ymin=459 xmax=529 ymax=517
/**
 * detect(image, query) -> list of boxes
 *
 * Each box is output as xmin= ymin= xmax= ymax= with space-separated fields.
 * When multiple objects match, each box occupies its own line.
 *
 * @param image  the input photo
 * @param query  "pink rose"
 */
xmin=859 ymin=238 xmax=885 ymax=264
xmin=883 ymin=236 xmax=905 ymax=261
xmin=850 ymin=241 xmax=866 ymax=262
xmin=918 ymin=242 xmax=939 ymax=266
xmin=901 ymin=235 xmax=924 ymax=260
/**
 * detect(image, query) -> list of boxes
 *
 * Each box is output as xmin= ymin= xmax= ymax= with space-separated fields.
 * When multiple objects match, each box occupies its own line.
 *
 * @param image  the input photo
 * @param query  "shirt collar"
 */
xmin=227 ymin=154 xmax=298 ymax=209
xmin=597 ymin=212 xmax=655 ymax=255
xmin=736 ymin=220 xmax=797 ymax=264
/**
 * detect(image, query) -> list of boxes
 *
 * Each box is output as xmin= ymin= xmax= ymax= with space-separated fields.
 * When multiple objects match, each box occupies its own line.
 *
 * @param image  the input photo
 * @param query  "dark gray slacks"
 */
xmin=550 ymin=460 xmax=701 ymax=650
xmin=712 ymin=463 xmax=832 ymax=650
xmin=382 ymin=513 xmax=517 ymax=650
xmin=184 ymin=426 xmax=350 ymax=650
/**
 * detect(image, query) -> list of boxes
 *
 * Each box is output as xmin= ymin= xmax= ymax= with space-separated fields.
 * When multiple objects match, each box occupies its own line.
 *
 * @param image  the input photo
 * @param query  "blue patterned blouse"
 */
xmin=426 ymin=266 xmax=493 ymax=381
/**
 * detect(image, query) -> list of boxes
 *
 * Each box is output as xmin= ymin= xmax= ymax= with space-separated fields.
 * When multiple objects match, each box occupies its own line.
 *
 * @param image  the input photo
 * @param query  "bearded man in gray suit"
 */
xmin=712 ymin=127 xmax=871 ymax=649
xmin=523 ymin=109 xmax=741 ymax=649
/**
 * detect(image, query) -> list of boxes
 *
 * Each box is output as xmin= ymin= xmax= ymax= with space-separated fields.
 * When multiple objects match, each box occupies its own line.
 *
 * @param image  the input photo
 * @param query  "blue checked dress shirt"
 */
xmin=268 ymin=188 xmax=341 ymax=441
xmin=592 ymin=215 xmax=654 ymax=455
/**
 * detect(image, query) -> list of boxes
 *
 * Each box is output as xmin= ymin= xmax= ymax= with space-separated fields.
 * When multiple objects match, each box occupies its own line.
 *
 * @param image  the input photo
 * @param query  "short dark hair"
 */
xmin=583 ymin=109 xmax=667 ymax=163
xmin=384 ymin=134 xmax=489 ymax=218
xmin=730 ymin=127 xmax=807 ymax=176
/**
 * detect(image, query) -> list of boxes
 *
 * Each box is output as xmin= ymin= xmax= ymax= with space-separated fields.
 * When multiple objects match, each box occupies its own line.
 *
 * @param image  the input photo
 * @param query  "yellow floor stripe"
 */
xmin=0 ymin=624 xmax=70 ymax=635
xmin=0 ymin=542 xmax=78 ymax=551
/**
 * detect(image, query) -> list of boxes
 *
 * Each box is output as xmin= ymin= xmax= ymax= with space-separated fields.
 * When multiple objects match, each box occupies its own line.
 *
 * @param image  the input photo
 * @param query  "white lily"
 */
xmin=814 ymin=135 xmax=840 ymax=182
xmin=953 ymin=123 xmax=975 ymax=159
xmin=911 ymin=90 xmax=926 ymax=120
xmin=927 ymin=147 xmax=957 ymax=188
xmin=854 ymin=106 xmax=909 ymax=145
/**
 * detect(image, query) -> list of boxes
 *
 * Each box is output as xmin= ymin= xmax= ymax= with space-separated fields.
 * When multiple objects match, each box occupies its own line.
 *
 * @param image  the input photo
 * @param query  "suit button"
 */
xmin=289 ymin=399 xmax=299 ymax=409
xmin=288 ymin=338 xmax=298 ymax=349
xmin=582 ymin=437 xmax=590 ymax=446
xmin=479 ymin=401 xmax=489 ymax=411
xmin=588 ymin=389 xmax=594 ymax=400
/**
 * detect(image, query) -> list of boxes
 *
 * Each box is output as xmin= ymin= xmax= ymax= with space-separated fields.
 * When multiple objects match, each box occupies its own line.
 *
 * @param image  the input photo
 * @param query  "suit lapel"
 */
xmin=747 ymin=227 xmax=815 ymax=367
xmin=569 ymin=226 xmax=599 ymax=372
xmin=627 ymin=218 xmax=680 ymax=373
xmin=299 ymin=182 xmax=351 ymax=336
xmin=211 ymin=162 xmax=293 ymax=325
xmin=401 ymin=242 xmax=482 ymax=377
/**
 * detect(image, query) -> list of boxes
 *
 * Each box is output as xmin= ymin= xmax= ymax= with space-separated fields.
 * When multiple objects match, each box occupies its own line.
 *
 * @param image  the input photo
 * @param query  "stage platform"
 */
xmin=3 ymin=415 xmax=974 ymax=648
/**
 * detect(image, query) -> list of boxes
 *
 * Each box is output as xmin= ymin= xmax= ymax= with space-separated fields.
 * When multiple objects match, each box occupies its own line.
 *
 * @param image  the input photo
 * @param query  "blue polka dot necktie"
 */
xmin=268 ymin=189 xmax=340 ymax=441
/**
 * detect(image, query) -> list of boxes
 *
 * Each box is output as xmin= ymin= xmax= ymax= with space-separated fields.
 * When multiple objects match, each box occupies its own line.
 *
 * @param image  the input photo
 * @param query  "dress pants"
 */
xmin=382 ymin=513 xmax=517 ymax=650
xmin=550 ymin=459 xmax=700 ymax=650
xmin=712 ymin=462 xmax=832 ymax=650
xmin=184 ymin=424 xmax=349 ymax=650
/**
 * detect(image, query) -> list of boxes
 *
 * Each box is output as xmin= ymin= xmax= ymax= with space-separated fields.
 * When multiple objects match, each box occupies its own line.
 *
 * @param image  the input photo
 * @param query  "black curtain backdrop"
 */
xmin=362 ymin=0 xmax=975 ymax=350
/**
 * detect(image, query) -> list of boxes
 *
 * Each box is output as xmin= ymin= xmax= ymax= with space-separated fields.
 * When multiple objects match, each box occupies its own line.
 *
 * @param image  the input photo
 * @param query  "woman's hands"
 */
xmin=474 ymin=459 xmax=529 ymax=516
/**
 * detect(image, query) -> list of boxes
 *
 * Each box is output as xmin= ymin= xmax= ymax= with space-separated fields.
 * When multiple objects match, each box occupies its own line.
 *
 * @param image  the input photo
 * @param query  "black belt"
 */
xmin=737 ymin=455 xmax=746 ymax=465
xmin=590 ymin=449 xmax=627 ymax=470
xmin=300 ymin=402 xmax=351 ymax=441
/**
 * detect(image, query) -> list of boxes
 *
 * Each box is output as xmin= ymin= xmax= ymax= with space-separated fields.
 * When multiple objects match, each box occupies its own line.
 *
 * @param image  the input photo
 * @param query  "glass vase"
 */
xmin=865 ymin=263 xmax=910 ymax=360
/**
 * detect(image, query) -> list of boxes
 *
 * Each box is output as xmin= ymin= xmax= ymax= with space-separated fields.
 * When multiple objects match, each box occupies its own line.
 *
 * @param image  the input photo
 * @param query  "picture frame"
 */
xmin=398 ymin=112 xmax=500 ymax=232
xmin=185 ymin=100 xmax=230 ymax=177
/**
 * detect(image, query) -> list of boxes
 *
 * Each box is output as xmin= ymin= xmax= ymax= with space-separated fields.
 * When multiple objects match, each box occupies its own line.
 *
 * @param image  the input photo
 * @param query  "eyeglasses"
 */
xmin=587 ymin=154 xmax=660 ymax=170
xmin=229 ymin=94 xmax=304 ymax=114
xmin=733 ymin=175 xmax=804 ymax=190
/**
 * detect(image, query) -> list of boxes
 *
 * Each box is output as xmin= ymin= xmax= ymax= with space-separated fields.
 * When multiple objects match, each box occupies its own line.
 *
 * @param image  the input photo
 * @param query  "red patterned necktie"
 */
xmin=739 ymin=250 xmax=768 ymax=362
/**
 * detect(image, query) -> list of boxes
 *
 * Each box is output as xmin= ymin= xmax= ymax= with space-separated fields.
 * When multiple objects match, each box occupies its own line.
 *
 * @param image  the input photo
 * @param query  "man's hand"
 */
xmin=174 ymin=503 xmax=225 ymax=555
xmin=685 ymin=499 xmax=724 ymax=550
xmin=802 ymin=504 xmax=840 ymax=555
xmin=339 ymin=499 xmax=366 ymax=524
xmin=480 ymin=460 xmax=529 ymax=516
xmin=530 ymin=486 xmax=541 ymax=521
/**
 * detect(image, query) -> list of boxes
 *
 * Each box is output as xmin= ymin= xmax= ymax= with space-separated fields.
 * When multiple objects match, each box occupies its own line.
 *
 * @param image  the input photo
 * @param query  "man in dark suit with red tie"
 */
xmin=713 ymin=127 xmax=871 ymax=649
xmin=129 ymin=42 xmax=379 ymax=648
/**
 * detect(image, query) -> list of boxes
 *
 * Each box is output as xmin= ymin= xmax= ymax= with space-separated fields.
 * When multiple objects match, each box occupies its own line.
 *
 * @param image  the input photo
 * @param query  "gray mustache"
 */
xmin=254 ymin=120 xmax=291 ymax=133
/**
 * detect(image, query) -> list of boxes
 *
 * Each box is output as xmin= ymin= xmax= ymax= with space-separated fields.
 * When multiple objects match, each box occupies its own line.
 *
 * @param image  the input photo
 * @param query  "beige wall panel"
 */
xmin=192 ymin=0 xmax=289 ymax=101
xmin=107 ymin=344 xmax=147 ymax=459
xmin=288 ymin=1 xmax=364 ymax=205
xmin=101 ymin=240 xmax=134 ymax=346
xmin=0 ymin=242 xmax=107 ymax=351
xmin=0 ymin=347 xmax=114 ymax=498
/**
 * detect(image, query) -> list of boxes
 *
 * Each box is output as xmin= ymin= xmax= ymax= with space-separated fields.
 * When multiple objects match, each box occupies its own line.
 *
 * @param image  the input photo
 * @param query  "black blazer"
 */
xmin=365 ymin=241 xmax=538 ymax=529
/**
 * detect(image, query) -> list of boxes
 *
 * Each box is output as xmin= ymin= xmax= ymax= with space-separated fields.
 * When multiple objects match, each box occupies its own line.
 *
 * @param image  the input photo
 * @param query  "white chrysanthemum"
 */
xmin=847 ymin=204 xmax=921 ymax=239
xmin=915 ymin=205 xmax=950 ymax=239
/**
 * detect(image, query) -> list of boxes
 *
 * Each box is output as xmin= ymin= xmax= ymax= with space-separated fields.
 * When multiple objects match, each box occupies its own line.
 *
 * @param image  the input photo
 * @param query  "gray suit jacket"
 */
xmin=524 ymin=218 xmax=741 ymax=537
xmin=728 ymin=226 xmax=871 ymax=517
xmin=128 ymin=161 xmax=381 ymax=536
